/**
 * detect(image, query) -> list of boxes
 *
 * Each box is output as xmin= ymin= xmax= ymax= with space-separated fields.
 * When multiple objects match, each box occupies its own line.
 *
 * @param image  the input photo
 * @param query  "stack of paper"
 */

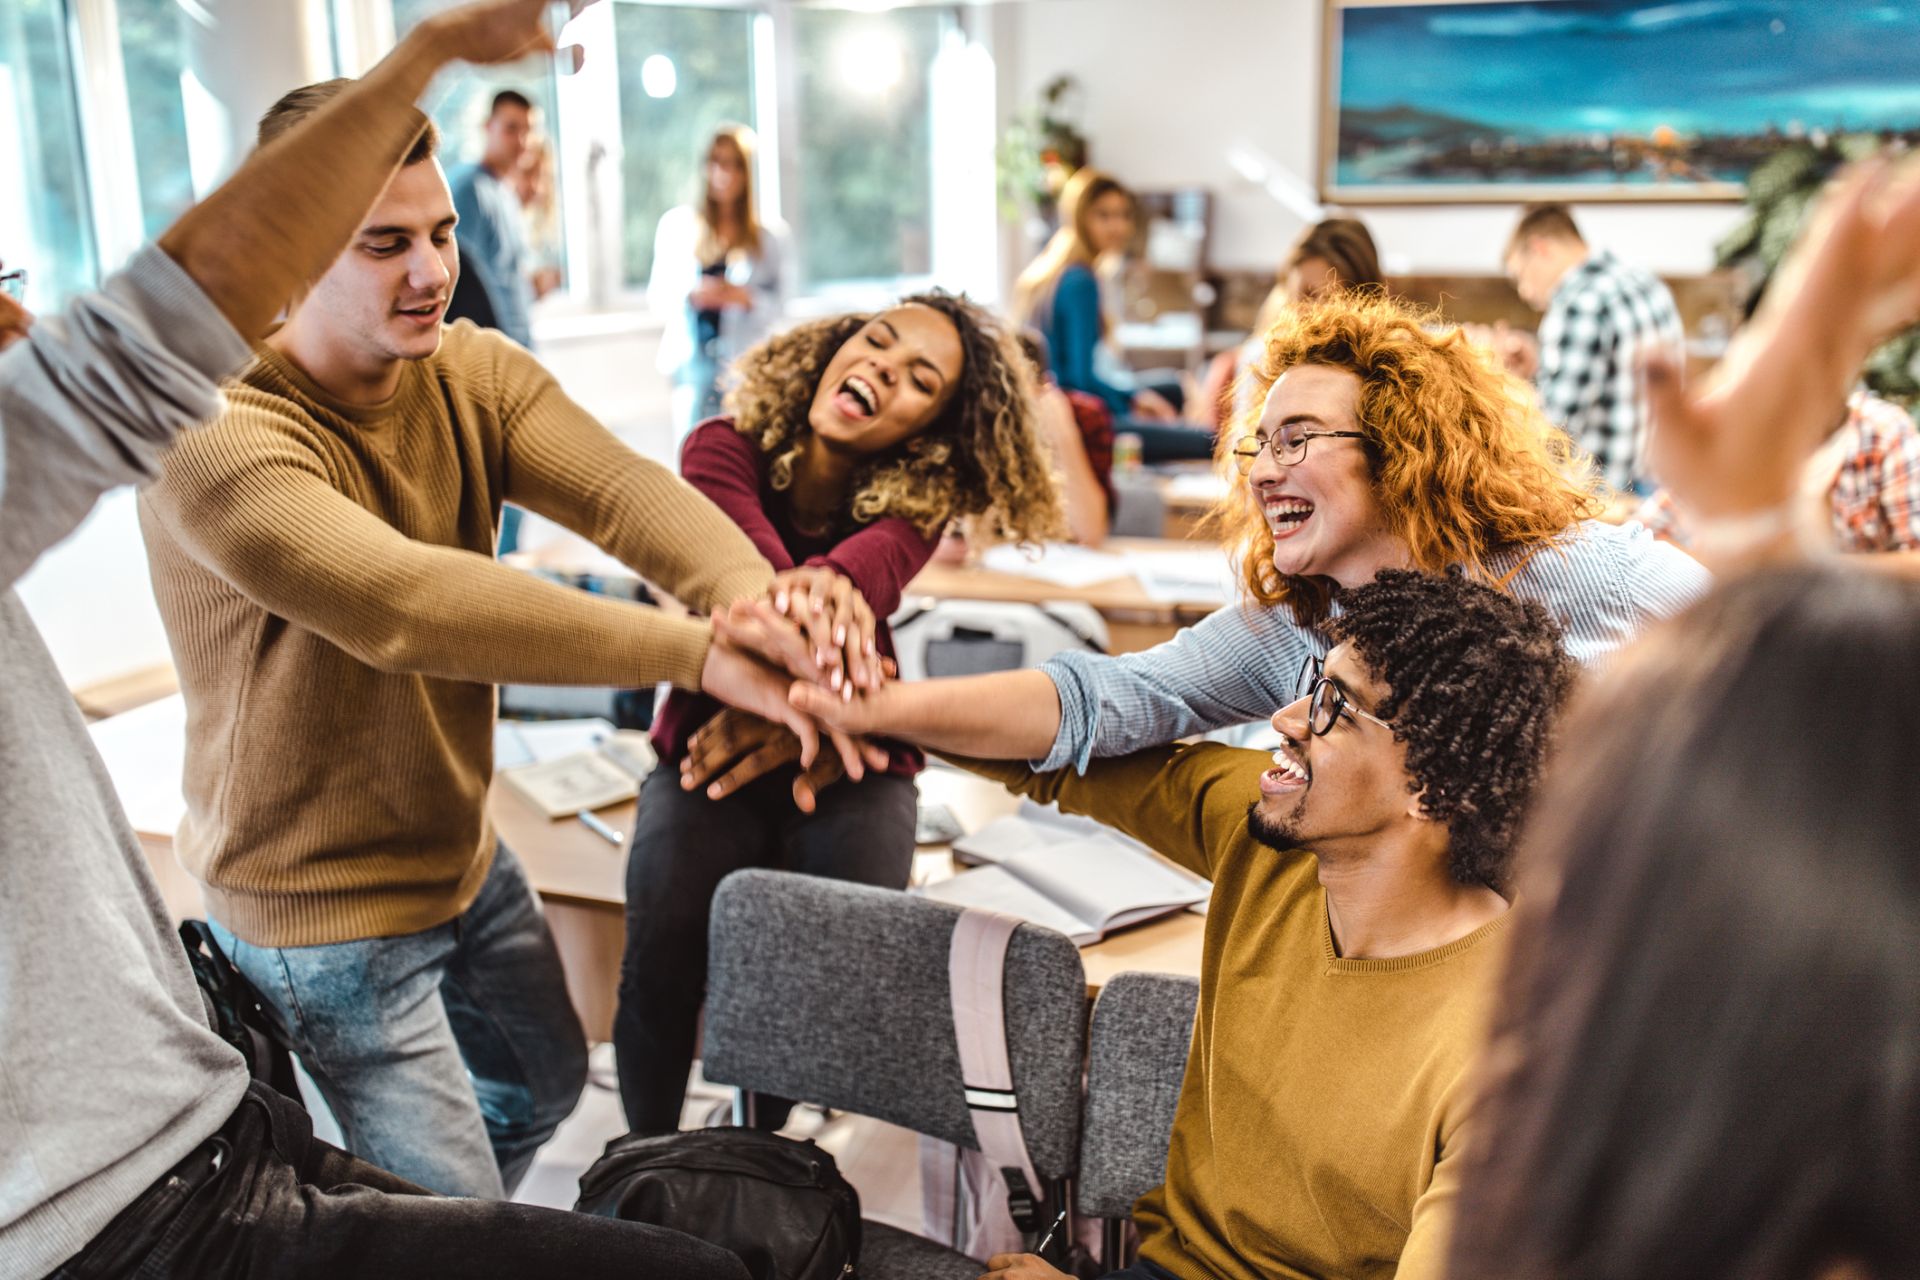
xmin=977 ymin=543 xmax=1131 ymax=588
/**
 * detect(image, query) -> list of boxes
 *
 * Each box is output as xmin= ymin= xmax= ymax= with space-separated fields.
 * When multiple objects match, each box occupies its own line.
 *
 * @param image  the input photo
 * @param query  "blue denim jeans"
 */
xmin=209 ymin=845 xmax=586 ymax=1199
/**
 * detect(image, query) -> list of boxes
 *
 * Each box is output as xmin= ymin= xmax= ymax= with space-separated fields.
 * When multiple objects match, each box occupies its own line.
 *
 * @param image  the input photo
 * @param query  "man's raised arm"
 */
xmin=158 ymin=0 xmax=595 ymax=342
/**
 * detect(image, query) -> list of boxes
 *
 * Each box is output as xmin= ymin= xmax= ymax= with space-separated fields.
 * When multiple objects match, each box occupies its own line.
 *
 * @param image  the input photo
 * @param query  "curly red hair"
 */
xmin=1209 ymin=292 xmax=1602 ymax=620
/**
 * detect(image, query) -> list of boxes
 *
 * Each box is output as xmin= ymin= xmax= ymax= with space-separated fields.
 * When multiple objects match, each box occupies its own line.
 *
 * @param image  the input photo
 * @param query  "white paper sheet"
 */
xmin=1126 ymin=548 xmax=1237 ymax=605
xmin=952 ymin=798 xmax=1155 ymax=866
xmin=919 ymin=865 xmax=1100 ymax=945
xmin=977 ymin=543 xmax=1132 ymax=589
xmin=494 ymin=718 xmax=617 ymax=768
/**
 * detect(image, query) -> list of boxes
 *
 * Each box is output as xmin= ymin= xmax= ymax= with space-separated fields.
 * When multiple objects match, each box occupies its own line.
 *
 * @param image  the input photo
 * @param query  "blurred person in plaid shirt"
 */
xmin=1502 ymin=204 xmax=1684 ymax=495
xmin=1635 ymin=389 xmax=1920 ymax=554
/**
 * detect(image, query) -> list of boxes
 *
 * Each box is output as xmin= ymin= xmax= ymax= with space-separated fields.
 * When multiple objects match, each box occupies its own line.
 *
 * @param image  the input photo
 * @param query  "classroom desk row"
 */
xmin=96 ymin=697 xmax=1205 ymax=1045
xmin=513 ymin=532 xmax=1230 ymax=656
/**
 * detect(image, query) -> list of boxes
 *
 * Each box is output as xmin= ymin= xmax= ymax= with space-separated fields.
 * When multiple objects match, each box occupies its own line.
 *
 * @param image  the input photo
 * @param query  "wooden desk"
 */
xmin=96 ymin=697 xmax=1206 ymax=1044
xmin=494 ymin=765 xmax=1206 ymax=1042
xmin=1152 ymin=465 xmax=1229 ymax=542
xmin=512 ymin=534 xmax=1229 ymax=657
xmin=903 ymin=536 xmax=1224 ymax=654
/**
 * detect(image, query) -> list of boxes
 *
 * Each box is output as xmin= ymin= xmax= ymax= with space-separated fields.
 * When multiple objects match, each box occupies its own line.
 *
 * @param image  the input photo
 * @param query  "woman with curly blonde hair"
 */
xmin=791 ymin=289 xmax=1709 ymax=784
xmin=613 ymin=290 xmax=1062 ymax=1134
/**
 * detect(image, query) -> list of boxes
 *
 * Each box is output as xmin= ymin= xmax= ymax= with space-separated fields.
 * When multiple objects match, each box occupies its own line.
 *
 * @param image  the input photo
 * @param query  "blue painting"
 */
xmin=1324 ymin=1 xmax=1920 ymax=201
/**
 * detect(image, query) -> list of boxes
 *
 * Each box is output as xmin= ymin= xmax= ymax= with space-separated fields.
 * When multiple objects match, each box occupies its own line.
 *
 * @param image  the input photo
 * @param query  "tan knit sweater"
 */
xmin=139 ymin=321 xmax=773 ymax=946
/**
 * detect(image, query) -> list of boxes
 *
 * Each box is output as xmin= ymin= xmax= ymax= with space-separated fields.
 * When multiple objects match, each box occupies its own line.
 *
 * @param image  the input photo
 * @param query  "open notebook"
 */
xmin=952 ymin=798 xmax=1156 ymax=866
xmin=921 ymin=823 xmax=1210 ymax=946
xmin=494 ymin=718 xmax=657 ymax=818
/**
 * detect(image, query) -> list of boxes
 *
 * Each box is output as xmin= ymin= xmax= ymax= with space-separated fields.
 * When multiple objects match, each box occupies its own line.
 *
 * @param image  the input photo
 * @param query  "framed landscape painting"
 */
xmin=1321 ymin=0 xmax=1920 ymax=203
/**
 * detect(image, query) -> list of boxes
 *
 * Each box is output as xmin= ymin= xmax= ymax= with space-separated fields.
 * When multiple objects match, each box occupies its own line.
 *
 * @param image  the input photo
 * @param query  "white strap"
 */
xmin=947 ymin=909 xmax=1044 ymax=1217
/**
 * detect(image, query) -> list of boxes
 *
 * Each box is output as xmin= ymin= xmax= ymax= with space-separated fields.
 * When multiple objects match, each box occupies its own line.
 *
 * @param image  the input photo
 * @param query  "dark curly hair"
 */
xmin=726 ymin=289 xmax=1064 ymax=543
xmin=1329 ymin=568 xmax=1576 ymax=892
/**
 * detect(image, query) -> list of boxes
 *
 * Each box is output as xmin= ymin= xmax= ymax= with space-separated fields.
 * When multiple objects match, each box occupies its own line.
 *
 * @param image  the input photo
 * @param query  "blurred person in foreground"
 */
xmin=1446 ymin=155 xmax=1920 ymax=1280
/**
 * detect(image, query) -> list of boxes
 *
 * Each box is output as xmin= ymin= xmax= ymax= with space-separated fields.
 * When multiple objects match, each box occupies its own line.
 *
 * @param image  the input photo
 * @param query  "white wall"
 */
xmin=1005 ymin=0 xmax=1745 ymax=276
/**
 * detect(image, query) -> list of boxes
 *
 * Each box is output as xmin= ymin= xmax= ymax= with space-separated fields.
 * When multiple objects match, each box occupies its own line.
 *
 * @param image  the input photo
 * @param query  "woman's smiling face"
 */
xmin=807 ymin=303 xmax=965 ymax=456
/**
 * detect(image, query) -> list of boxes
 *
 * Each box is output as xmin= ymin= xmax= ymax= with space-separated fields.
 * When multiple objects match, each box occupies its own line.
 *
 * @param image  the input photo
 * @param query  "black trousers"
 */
xmin=47 ymin=1082 xmax=749 ymax=1280
xmin=613 ymin=765 xmax=918 ymax=1133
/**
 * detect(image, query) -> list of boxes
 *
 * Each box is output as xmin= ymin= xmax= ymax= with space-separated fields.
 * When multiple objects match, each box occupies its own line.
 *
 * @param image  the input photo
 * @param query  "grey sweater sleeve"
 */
xmin=0 ymin=244 xmax=251 ymax=590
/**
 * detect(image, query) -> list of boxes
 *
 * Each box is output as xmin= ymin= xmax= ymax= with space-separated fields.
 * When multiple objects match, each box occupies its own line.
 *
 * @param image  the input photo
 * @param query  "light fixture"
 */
xmin=833 ymin=25 xmax=905 ymax=96
xmin=641 ymin=53 xmax=677 ymax=100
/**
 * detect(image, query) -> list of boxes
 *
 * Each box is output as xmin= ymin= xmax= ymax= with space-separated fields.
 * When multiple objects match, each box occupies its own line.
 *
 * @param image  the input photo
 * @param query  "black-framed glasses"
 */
xmin=0 ymin=269 xmax=24 ymax=303
xmin=1230 ymin=427 xmax=1366 ymax=474
xmin=1293 ymin=654 xmax=1392 ymax=737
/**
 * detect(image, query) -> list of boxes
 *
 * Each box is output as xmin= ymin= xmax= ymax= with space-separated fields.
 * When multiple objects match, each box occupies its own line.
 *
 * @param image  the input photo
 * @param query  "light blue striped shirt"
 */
xmin=1037 ymin=519 xmax=1709 ymax=773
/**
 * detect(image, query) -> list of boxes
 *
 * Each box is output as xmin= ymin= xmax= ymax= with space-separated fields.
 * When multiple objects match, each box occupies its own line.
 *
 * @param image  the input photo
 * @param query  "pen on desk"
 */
xmin=1033 ymin=1206 xmax=1068 ymax=1257
xmin=576 ymin=809 xmax=624 ymax=846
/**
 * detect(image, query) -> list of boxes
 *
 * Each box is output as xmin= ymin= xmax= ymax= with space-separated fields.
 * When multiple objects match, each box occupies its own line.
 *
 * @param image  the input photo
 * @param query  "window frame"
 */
xmin=36 ymin=0 xmax=992 ymax=317
xmin=338 ymin=0 xmax=981 ymax=321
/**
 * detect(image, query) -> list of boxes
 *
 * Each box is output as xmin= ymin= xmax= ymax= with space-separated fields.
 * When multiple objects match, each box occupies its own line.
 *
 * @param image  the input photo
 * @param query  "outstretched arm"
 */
xmin=782 ymin=596 xmax=1303 ymax=771
xmin=789 ymin=666 xmax=1065 ymax=761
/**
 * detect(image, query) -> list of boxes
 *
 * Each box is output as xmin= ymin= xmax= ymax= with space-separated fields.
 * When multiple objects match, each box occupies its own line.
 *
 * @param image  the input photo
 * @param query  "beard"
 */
xmin=1246 ymin=799 xmax=1305 ymax=854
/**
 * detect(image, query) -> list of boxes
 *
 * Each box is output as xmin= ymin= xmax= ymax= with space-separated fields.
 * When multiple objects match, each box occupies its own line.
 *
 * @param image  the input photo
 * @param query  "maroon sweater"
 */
xmin=651 ymin=419 xmax=938 ymax=776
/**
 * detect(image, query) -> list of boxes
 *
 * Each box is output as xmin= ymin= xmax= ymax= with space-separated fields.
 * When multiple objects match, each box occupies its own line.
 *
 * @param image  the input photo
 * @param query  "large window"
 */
xmin=392 ymin=0 xmax=563 ymax=169
xmin=115 ymin=0 xmax=197 ymax=240
xmin=791 ymin=7 xmax=947 ymax=287
xmin=612 ymin=3 xmax=756 ymax=290
xmin=0 ymin=0 xmax=97 ymax=307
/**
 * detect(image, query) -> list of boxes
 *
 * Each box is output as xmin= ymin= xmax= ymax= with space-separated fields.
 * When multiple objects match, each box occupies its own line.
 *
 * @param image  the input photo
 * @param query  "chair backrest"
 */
xmin=888 ymin=599 xmax=1107 ymax=682
xmin=1109 ymin=473 xmax=1168 ymax=539
xmin=1076 ymin=971 xmax=1199 ymax=1218
xmin=703 ymin=868 xmax=1088 ymax=1181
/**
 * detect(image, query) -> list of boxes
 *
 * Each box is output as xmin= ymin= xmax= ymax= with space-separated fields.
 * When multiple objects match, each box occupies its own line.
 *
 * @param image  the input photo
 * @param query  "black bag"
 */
xmin=575 ymin=1128 xmax=860 ymax=1280
xmin=177 ymin=918 xmax=303 ymax=1103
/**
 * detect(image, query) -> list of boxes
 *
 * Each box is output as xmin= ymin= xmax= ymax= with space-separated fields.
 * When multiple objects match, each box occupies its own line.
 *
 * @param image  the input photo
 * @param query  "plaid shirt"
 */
xmin=1536 ymin=250 xmax=1684 ymax=492
xmin=1636 ymin=392 xmax=1920 ymax=553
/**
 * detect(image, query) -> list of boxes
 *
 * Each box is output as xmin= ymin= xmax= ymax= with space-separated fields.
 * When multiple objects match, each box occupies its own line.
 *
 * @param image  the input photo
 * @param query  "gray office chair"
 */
xmin=888 ymin=598 xmax=1107 ymax=681
xmin=703 ymin=869 xmax=1089 ymax=1279
xmin=1076 ymin=971 xmax=1200 ymax=1269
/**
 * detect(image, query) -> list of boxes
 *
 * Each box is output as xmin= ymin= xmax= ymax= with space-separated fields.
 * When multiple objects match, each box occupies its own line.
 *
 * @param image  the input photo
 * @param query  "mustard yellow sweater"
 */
xmin=139 ymin=322 xmax=772 ymax=946
xmin=963 ymin=745 xmax=1508 ymax=1280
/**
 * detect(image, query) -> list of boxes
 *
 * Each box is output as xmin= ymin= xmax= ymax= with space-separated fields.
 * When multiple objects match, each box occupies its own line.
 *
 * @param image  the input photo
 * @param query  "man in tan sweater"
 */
xmin=138 ymin=78 xmax=820 ymax=1200
xmin=801 ymin=571 xmax=1574 ymax=1280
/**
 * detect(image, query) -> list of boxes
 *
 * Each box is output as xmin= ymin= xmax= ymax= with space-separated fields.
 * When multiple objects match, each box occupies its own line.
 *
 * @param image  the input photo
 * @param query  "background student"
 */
xmin=617 ymin=291 xmax=1062 ymax=1133
xmin=1501 ymin=202 xmax=1684 ymax=495
xmin=449 ymin=88 xmax=551 ymax=349
xmin=1010 ymin=168 xmax=1209 ymax=462
xmin=1195 ymin=215 xmax=1386 ymax=432
xmin=0 ymin=4 xmax=744 ymax=1276
xmin=136 ymin=78 xmax=840 ymax=1201
xmin=650 ymin=123 xmax=788 ymax=444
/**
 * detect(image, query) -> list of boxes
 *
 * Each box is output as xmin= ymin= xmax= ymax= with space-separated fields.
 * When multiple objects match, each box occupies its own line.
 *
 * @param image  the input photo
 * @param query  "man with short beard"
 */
xmin=871 ymin=570 xmax=1575 ymax=1280
xmin=136 ymin=78 xmax=836 ymax=1201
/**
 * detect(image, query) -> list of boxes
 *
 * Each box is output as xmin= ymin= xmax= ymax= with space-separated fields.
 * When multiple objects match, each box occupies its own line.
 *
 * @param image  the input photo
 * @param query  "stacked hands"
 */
xmin=695 ymin=567 xmax=896 ymax=813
